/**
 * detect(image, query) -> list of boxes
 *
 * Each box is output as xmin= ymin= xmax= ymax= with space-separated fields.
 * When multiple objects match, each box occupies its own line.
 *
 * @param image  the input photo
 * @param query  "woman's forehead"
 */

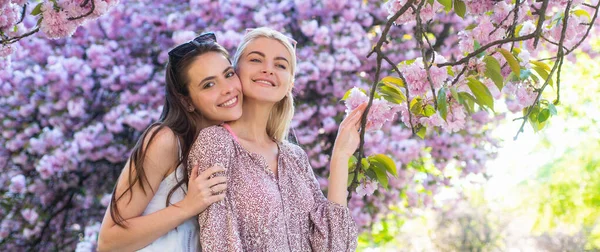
xmin=245 ymin=37 xmax=292 ymax=59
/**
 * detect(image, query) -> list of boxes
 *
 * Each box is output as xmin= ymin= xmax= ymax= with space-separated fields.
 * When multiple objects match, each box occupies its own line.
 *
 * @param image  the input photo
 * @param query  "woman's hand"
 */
xmin=180 ymin=164 xmax=227 ymax=216
xmin=332 ymin=102 xmax=368 ymax=159
xmin=327 ymin=102 xmax=368 ymax=205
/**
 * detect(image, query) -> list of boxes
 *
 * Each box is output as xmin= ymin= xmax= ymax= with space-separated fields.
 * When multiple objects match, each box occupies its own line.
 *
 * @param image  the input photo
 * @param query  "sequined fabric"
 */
xmin=188 ymin=125 xmax=358 ymax=251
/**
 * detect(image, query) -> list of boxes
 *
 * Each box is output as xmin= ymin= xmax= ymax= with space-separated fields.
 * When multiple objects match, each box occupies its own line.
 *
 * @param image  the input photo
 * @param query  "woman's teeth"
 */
xmin=255 ymin=80 xmax=275 ymax=87
xmin=219 ymin=96 xmax=237 ymax=107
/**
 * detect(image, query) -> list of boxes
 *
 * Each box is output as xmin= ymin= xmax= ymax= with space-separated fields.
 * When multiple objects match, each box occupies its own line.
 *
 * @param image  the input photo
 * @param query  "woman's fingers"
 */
xmin=205 ymin=176 xmax=227 ymax=187
xmin=207 ymin=193 xmax=226 ymax=204
xmin=189 ymin=165 xmax=199 ymax=182
xmin=343 ymin=103 xmax=368 ymax=129
xmin=209 ymin=183 xmax=227 ymax=194
xmin=198 ymin=164 xmax=225 ymax=180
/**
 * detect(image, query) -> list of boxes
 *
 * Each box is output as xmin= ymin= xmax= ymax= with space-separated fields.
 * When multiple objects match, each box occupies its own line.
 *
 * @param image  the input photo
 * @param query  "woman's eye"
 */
xmin=250 ymin=58 xmax=261 ymax=63
xmin=203 ymin=82 xmax=215 ymax=89
xmin=277 ymin=64 xmax=287 ymax=70
xmin=225 ymin=71 xmax=235 ymax=78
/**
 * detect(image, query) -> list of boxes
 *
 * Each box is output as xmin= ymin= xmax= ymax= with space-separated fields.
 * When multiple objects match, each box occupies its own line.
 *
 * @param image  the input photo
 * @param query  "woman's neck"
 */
xmin=229 ymin=98 xmax=274 ymax=144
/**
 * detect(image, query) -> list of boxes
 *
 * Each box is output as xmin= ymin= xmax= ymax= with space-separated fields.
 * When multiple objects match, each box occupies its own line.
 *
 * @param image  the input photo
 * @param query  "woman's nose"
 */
xmin=261 ymin=65 xmax=274 ymax=75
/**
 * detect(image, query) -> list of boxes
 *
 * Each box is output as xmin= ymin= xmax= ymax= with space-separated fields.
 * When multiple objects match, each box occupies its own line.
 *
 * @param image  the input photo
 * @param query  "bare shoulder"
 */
xmin=143 ymin=125 xmax=178 ymax=152
xmin=140 ymin=125 xmax=179 ymax=174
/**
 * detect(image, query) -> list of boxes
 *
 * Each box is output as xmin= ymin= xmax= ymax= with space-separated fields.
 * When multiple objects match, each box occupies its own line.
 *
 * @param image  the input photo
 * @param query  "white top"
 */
xmin=137 ymin=139 xmax=199 ymax=252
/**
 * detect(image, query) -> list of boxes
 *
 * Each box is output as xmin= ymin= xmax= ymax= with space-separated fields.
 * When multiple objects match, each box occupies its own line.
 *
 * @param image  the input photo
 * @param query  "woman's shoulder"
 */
xmin=191 ymin=125 xmax=235 ymax=151
xmin=140 ymin=125 xmax=180 ymax=174
xmin=279 ymin=140 xmax=308 ymax=159
xmin=198 ymin=125 xmax=231 ymax=139
xmin=143 ymin=125 xmax=179 ymax=154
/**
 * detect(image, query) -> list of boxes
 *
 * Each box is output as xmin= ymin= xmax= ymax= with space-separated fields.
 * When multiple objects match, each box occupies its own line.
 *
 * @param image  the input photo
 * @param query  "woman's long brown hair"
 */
xmin=109 ymin=42 xmax=231 ymax=227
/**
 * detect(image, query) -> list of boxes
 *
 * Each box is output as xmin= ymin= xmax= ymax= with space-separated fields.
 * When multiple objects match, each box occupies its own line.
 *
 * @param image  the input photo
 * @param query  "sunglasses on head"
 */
xmin=245 ymin=28 xmax=297 ymax=50
xmin=168 ymin=32 xmax=217 ymax=64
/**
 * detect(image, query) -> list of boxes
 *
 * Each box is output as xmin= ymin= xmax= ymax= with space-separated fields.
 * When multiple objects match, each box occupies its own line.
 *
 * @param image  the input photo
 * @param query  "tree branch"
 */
xmin=67 ymin=0 xmax=95 ymax=21
xmin=533 ymin=0 xmax=549 ymax=48
xmin=348 ymin=0 xmax=416 ymax=199
xmin=513 ymin=0 xmax=572 ymax=140
xmin=414 ymin=2 xmax=438 ymax=109
xmin=0 ymin=27 xmax=40 ymax=44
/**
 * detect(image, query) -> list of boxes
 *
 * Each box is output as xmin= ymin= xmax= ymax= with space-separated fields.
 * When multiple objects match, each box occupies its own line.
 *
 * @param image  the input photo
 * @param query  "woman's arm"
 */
xmin=190 ymin=126 xmax=243 ymax=252
xmin=327 ymin=103 xmax=367 ymax=206
xmin=97 ymin=127 xmax=226 ymax=252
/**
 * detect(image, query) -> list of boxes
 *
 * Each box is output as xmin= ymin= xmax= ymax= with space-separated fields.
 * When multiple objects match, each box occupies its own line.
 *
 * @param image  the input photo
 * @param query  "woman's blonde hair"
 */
xmin=233 ymin=27 xmax=297 ymax=142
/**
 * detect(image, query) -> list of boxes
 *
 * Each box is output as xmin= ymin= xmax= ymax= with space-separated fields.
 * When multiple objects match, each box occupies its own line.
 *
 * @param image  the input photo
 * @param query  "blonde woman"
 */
xmin=188 ymin=27 xmax=361 ymax=251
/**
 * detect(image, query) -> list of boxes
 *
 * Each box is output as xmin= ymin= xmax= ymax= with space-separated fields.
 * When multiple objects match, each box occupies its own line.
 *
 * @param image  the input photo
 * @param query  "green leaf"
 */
xmin=397 ymin=59 xmax=417 ymax=68
xmin=526 ymin=105 xmax=547 ymax=132
xmin=498 ymin=48 xmax=521 ymax=76
xmin=458 ymin=92 xmax=476 ymax=113
xmin=423 ymin=104 xmax=435 ymax=117
xmin=416 ymin=126 xmax=427 ymax=139
xmin=410 ymin=97 xmax=424 ymax=115
xmin=361 ymin=158 xmax=370 ymax=171
xmin=532 ymin=65 xmax=554 ymax=88
xmin=348 ymin=155 xmax=358 ymax=171
xmin=437 ymin=88 xmax=448 ymax=120
xmin=514 ymin=24 xmax=523 ymax=37
xmin=347 ymin=172 xmax=355 ymax=186
xmin=372 ymin=164 xmax=389 ymax=189
xmin=466 ymin=77 xmax=494 ymax=111
xmin=453 ymin=0 xmax=466 ymax=18
xmin=531 ymin=60 xmax=551 ymax=71
xmin=473 ymin=41 xmax=484 ymax=58
xmin=520 ymin=69 xmax=532 ymax=80
xmin=465 ymin=23 xmax=477 ymax=30
xmin=450 ymin=87 xmax=461 ymax=103
xmin=365 ymin=169 xmax=377 ymax=180
xmin=368 ymin=154 xmax=398 ymax=177
xmin=529 ymin=72 xmax=540 ymax=83
xmin=341 ymin=87 xmax=367 ymax=101
xmin=548 ymin=103 xmax=558 ymax=116
xmin=37 ymin=17 xmax=43 ymax=27
xmin=341 ymin=89 xmax=352 ymax=101
xmin=378 ymin=84 xmax=407 ymax=104
xmin=538 ymin=108 xmax=550 ymax=123
xmin=437 ymin=0 xmax=452 ymax=12
xmin=446 ymin=66 xmax=455 ymax=77
xmin=381 ymin=76 xmax=405 ymax=88
xmin=13 ymin=25 xmax=18 ymax=33
xmin=31 ymin=3 xmax=43 ymax=16
xmin=572 ymin=9 xmax=591 ymax=21
xmin=483 ymin=56 xmax=504 ymax=91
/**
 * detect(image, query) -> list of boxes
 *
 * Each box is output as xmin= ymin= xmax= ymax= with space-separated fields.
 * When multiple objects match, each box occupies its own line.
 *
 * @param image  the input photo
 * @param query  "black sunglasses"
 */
xmin=168 ymin=32 xmax=217 ymax=64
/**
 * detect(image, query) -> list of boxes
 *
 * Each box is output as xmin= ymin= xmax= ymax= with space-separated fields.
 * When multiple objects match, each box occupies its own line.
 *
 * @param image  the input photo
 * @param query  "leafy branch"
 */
xmin=347 ymin=0 xmax=416 ymax=199
xmin=513 ymin=1 xmax=573 ymax=140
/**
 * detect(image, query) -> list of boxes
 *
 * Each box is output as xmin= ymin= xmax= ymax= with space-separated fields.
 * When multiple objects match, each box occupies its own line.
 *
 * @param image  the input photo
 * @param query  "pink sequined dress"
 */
xmin=188 ymin=125 xmax=358 ymax=251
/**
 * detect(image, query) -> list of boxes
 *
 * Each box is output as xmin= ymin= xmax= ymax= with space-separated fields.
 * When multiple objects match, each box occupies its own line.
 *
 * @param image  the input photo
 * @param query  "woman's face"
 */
xmin=185 ymin=52 xmax=243 ymax=124
xmin=236 ymin=37 xmax=293 ymax=104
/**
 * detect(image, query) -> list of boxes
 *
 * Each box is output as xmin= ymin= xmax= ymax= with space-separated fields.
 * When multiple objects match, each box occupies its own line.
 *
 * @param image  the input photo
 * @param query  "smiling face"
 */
xmin=185 ymin=52 xmax=243 ymax=124
xmin=236 ymin=37 xmax=294 ymax=104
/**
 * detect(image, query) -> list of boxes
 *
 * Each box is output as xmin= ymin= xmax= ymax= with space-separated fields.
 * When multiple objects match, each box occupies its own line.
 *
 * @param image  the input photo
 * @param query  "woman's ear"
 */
xmin=177 ymin=94 xmax=195 ymax=112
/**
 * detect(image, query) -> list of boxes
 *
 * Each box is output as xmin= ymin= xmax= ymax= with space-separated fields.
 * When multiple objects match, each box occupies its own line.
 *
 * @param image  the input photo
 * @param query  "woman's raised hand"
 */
xmin=180 ymin=164 xmax=227 ymax=216
xmin=332 ymin=102 xmax=368 ymax=158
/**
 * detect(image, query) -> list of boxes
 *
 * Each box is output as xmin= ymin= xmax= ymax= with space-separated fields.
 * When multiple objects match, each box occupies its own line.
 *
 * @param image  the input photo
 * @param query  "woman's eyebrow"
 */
xmin=247 ymin=51 xmax=289 ymax=64
xmin=198 ymin=66 xmax=234 ymax=85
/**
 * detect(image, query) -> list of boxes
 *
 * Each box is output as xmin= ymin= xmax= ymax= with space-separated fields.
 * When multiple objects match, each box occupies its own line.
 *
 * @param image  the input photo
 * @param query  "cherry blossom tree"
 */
xmin=1 ymin=0 xmax=599 ymax=250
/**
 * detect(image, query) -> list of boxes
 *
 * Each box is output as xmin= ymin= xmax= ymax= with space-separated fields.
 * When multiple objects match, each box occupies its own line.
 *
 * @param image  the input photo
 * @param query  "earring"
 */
xmin=187 ymin=106 xmax=195 ymax=112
